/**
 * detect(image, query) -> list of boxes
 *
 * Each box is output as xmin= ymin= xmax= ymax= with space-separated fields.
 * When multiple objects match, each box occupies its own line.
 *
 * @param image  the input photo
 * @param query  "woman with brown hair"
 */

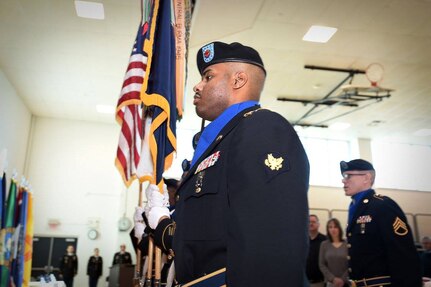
xmin=319 ymin=218 xmax=349 ymax=287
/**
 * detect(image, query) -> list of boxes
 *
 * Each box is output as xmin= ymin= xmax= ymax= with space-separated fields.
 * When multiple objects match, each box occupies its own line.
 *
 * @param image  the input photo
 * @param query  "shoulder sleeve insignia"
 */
xmin=265 ymin=153 xmax=283 ymax=170
xmin=393 ymin=217 xmax=408 ymax=236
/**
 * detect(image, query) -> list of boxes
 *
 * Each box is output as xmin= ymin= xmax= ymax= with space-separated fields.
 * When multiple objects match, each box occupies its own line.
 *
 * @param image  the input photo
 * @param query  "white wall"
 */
xmin=0 ymin=69 xmax=32 ymax=174
xmin=26 ymin=116 xmax=140 ymax=286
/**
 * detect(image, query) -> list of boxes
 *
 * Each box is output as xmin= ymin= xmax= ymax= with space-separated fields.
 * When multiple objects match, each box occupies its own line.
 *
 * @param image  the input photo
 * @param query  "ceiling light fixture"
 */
xmin=329 ymin=122 xmax=351 ymax=131
xmin=75 ymin=1 xmax=105 ymax=20
xmin=96 ymin=105 xmax=115 ymax=114
xmin=303 ymin=25 xmax=337 ymax=43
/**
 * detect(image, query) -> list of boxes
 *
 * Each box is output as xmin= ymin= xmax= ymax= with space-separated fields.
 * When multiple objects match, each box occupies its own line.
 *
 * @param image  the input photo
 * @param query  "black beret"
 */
xmin=196 ymin=42 xmax=266 ymax=75
xmin=340 ymin=159 xmax=375 ymax=174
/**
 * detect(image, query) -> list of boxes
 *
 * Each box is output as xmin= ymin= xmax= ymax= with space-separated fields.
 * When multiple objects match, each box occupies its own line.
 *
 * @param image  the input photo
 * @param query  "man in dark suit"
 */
xmin=112 ymin=244 xmax=132 ymax=265
xmin=341 ymin=159 xmax=422 ymax=287
xmin=145 ymin=41 xmax=310 ymax=287
xmin=307 ymin=214 xmax=327 ymax=287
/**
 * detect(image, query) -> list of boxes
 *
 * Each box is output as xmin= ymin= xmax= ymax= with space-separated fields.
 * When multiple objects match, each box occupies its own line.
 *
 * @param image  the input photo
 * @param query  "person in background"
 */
xmin=319 ymin=218 xmax=349 ymax=287
xmin=307 ymin=214 xmax=327 ymax=287
xmin=421 ymin=236 xmax=431 ymax=278
xmin=164 ymin=178 xmax=179 ymax=211
xmin=341 ymin=159 xmax=422 ymax=286
xmin=112 ymin=244 xmax=132 ymax=265
xmin=59 ymin=245 xmax=78 ymax=287
xmin=145 ymin=41 xmax=310 ymax=286
xmin=87 ymin=247 xmax=103 ymax=287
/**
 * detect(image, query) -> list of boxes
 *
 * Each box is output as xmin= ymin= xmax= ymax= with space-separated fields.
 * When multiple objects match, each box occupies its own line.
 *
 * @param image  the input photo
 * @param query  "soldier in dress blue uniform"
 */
xmin=87 ymin=248 xmax=103 ymax=287
xmin=59 ymin=245 xmax=78 ymax=287
xmin=340 ymin=159 xmax=422 ymax=287
xmin=144 ymin=42 xmax=310 ymax=287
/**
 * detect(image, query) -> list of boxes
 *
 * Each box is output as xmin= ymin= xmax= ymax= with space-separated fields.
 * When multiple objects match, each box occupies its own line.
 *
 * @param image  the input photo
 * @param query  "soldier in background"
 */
xmin=112 ymin=244 xmax=132 ymax=265
xmin=59 ymin=245 xmax=78 ymax=287
xmin=87 ymin=247 xmax=103 ymax=287
xmin=341 ymin=159 xmax=422 ymax=286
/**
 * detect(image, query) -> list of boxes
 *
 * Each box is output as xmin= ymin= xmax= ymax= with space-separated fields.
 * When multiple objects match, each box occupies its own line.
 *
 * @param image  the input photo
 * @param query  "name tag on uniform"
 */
xmin=195 ymin=151 xmax=221 ymax=174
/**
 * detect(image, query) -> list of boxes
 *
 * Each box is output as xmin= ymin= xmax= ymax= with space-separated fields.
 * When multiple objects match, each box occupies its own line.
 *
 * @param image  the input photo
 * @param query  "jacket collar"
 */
xmin=179 ymin=105 xmax=261 ymax=186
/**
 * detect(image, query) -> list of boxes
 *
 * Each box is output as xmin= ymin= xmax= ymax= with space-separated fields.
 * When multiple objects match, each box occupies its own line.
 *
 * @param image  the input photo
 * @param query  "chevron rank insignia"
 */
xmin=393 ymin=217 xmax=408 ymax=236
xmin=263 ymin=152 xmax=289 ymax=182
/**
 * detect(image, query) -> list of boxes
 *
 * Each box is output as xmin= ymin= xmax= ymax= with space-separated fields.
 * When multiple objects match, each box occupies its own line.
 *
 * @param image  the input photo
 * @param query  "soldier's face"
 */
xmin=342 ymin=171 xmax=370 ymax=196
xmin=193 ymin=63 xmax=233 ymax=121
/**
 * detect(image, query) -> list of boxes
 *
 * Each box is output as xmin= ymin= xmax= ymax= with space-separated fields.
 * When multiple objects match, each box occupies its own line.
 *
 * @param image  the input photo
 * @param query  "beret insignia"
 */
xmin=202 ymin=43 xmax=214 ymax=63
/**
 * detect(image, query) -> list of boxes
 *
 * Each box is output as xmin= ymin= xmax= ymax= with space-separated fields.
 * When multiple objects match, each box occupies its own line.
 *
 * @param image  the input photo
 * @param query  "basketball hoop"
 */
xmin=365 ymin=63 xmax=384 ymax=87
xmin=340 ymin=63 xmax=393 ymax=95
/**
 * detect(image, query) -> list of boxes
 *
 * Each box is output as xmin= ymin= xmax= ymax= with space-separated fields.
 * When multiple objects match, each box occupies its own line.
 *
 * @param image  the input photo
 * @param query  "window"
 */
xmin=301 ymin=137 xmax=355 ymax=187
xmin=371 ymin=141 xmax=431 ymax=191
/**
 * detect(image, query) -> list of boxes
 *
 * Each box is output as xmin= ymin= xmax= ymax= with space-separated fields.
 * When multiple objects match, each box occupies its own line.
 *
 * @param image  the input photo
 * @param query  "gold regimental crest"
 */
xmin=265 ymin=153 xmax=283 ymax=171
xmin=393 ymin=217 xmax=408 ymax=236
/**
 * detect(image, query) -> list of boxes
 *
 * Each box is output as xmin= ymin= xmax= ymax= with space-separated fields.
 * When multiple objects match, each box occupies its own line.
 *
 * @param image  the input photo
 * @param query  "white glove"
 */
xmin=134 ymin=222 xmax=146 ymax=239
xmin=145 ymin=184 xmax=170 ymax=229
xmin=133 ymin=206 xmax=146 ymax=239
xmin=134 ymin=206 xmax=145 ymax=223
xmin=148 ymin=206 xmax=170 ymax=229
xmin=144 ymin=184 xmax=159 ymax=219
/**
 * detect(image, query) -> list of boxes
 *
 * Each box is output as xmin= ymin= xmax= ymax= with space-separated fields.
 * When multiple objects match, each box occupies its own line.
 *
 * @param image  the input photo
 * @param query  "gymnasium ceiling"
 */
xmin=1 ymin=0 xmax=430 ymax=145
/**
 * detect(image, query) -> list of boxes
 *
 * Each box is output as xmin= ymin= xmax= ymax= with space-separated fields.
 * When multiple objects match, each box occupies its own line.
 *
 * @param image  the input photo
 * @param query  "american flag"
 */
xmin=115 ymin=0 xmax=191 ymax=188
xmin=115 ymin=16 xmax=153 ymax=187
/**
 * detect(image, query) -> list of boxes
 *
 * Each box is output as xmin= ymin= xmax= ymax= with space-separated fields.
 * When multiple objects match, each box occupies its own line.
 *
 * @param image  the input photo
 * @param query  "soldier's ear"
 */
xmin=233 ymin=71 xmax=248 ymax=89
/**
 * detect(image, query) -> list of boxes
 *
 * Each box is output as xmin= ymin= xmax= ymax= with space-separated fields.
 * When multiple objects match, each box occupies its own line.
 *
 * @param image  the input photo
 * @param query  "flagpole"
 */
xmin=133 ymin=182 xmax=144 ymax=287
xmin=154 ymin=247 xmax=162 ymax=287
xmin=145 ymin=238 xmax=154 ymax=286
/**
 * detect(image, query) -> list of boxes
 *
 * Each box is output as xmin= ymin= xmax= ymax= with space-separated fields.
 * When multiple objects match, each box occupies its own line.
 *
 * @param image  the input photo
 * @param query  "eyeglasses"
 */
xmin=342 ymin=173 xmax=367 ymax=179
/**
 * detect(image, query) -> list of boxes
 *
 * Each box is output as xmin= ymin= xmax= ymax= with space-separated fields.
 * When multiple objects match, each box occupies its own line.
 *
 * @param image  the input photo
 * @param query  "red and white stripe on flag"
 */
xmin=115 ymin=22 xmax=153 ymax=187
